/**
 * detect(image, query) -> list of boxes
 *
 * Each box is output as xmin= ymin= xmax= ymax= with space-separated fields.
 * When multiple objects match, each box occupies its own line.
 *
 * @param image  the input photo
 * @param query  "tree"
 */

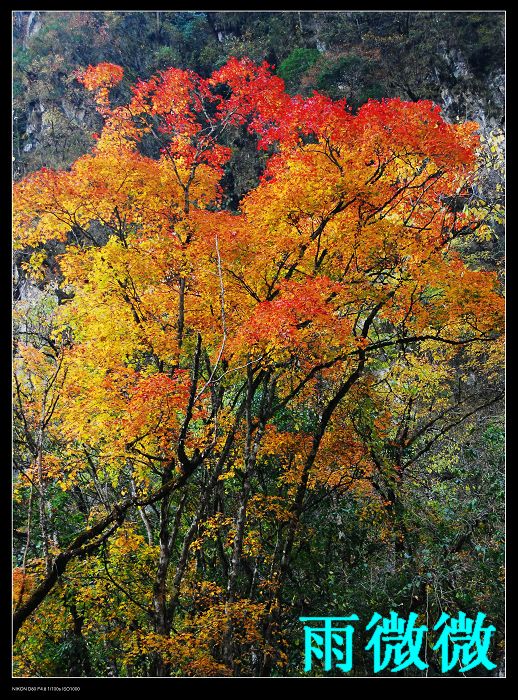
xmin=13 ymin=58 xmax=503 ymax=676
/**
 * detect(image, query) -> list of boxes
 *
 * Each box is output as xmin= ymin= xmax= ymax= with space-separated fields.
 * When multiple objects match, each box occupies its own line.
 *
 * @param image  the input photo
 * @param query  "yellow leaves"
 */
xmin=218 ymin=469 xmax=236 ymax=482
xmin=20 ymin=250 xmax=47 ymax=282
xmin=112 ymin=525 xmax=147 ymax=554
xmin=194 ymin=600 xmax=267 ymax=648
xmin=140 ymin=630 xmax=232 ymax=677
xmin=249 ymin=494 xmax=293 ymax=523
xmin=394 ymin=352 xmax=451 ymax=402
xmin=243 ymin=529 xmax=262 ymax=557
xmin=13 ymin=339 xmax=68 ymax=451
xmin=13 ymin=169 xmax=72 ymax=249
xmin=479 ymin=128 xmax=505 ymax=163
xmin=191 ymin=513 xmax=234 ymax=552
xmin=476 ymin=224 xmax=493 ymax=242
xmin=131 ymin=595 xmax=267 ymax=676
xmin=17 ymin=454 xmax=66 ymax=489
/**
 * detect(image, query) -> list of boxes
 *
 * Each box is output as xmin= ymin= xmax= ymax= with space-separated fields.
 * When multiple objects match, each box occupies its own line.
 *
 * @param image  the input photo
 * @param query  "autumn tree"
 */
xmin=13 ymin=58 xmax=503 ymax=676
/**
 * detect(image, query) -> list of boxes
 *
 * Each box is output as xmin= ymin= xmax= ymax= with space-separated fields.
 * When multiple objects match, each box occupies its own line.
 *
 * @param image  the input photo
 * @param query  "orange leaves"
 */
xmin=128 ymin=67 xmax=232 ymax=177
xmin=190 ymin=513 xmax=234 ymax=553
xmin=15 ymin=342 xmax=48 ymax=374
xmin=136 ymin=597 xmax=267 ymax=676
xmin=122 ymin=370 xmax=192 ymax=452
xmin=248 ymin=494 xmax=293 ymax=524
xmin=131 ymin=67 xmax=211 ymax=125
xmin=430 ymin=264 xmax=504 ymax=336
xmin=76 ymin=62 xmax=124 ymax=91
xmin=13 ymin=568 xmax=35 ymax=609
xmin=75 ymin=63 xmax=124 ymax=114
xmin=56 ymin=359 xmax=193 ymax=467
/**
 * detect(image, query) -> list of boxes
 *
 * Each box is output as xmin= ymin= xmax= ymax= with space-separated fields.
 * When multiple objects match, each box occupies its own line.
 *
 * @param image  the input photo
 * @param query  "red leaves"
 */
xmin=355 ymin=98 xmax=479 ymax=167
xmin=238 ymin=277 xmax=348 ymax=357
xmin=131 ymin=67 xmax=214 ymax=115
xmin=70 ymin=58 xmax=478 ymax=181
xmin=210 ymin=57 xmax=293 ymax=148
xmin=127 ymin=68 xmax=232 ymax=174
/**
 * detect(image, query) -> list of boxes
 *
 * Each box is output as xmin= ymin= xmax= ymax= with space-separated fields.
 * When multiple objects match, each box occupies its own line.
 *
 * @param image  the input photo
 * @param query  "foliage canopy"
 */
xmin=13 ymin=57 xmax=504 ymax=676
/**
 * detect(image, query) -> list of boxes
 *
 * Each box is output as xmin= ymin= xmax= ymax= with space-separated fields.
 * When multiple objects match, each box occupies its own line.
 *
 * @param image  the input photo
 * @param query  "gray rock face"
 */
xmin=14 ymin=10 xmax=43 ymax=47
